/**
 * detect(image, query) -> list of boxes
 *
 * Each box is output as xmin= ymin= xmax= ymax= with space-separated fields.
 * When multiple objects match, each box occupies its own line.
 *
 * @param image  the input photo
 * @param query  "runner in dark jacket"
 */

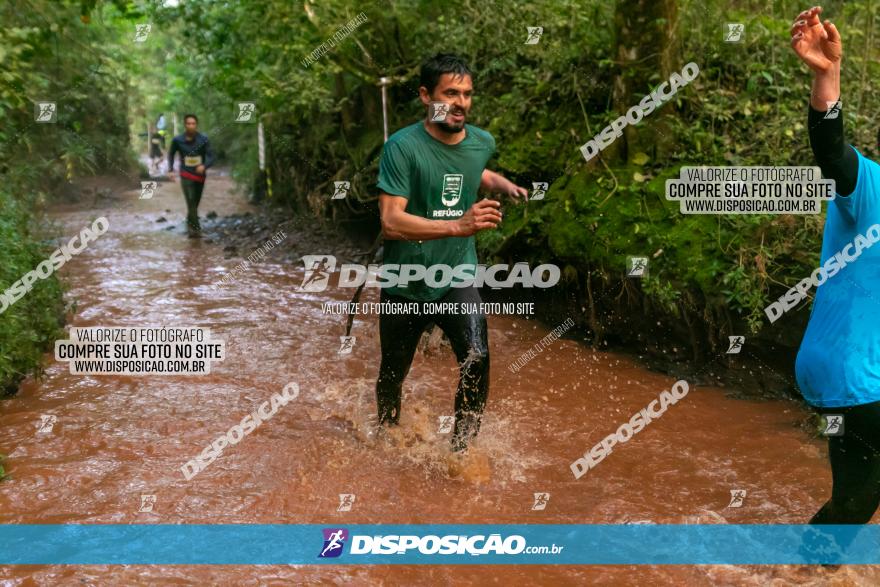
xmin=168 ymin=114 xmax=215 ymax=236
xmin=149 ymin=126 xmax=165 ymax=176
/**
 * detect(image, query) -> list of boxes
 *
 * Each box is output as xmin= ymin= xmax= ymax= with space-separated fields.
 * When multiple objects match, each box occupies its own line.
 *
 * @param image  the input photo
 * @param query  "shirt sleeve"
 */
xmin=808 ymin=101 xmax=858 ymax=197
xmin=486 ymin=132 xmax=497 ymax=165
xmin=835 ymin=148 xmax=880 ymax=224
xmin=376 ymin=140 xmax=411 ymax=199
xmin=203 ymin=138 xmax=215 ymax=168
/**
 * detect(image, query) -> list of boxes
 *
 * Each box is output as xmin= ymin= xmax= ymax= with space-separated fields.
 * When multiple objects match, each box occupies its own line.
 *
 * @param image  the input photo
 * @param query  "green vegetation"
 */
xmin=0 ymin=0 xmax=137 ymax=393
xmin=0 ymin=191 xmax=65 ymax=394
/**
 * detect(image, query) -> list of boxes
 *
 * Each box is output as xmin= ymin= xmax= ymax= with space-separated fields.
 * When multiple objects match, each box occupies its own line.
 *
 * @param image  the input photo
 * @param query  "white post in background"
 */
xmin=173 ymin=112 xmax=178 ymax=137
xmin=145 ymin=120 xmax=150 ymax=156
xmin=256 ymin=116 xmax=271 ymax=200
xmin=379 ymin=76 xmax=390 ymax=143
xmin=257 ymin=121 xmax=265 ymax=171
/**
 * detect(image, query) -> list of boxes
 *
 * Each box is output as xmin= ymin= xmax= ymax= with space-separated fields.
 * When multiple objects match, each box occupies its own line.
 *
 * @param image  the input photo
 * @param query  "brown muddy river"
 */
xmin=0 ymin=174 xmax=875 ymax=585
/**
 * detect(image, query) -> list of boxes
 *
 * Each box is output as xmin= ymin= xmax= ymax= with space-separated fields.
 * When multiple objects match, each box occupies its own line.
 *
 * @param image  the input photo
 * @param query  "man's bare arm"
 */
xmin=791 ymin=6 xmax=857 ymax=196
xmin=480 ymin=169 xmax=528 ymax=200
xmin=810 ymin=64 xmax=840 ymax=111
xmin=379 ymin=194 xmax=461 ymax=241
xmin=379 ymin=193 xmax=502 ymax=241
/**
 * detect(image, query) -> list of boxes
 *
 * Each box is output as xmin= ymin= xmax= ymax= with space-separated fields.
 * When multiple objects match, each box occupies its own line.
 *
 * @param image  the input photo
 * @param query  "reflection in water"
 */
xmin=0 ymin=176 xmax=875 ymax=584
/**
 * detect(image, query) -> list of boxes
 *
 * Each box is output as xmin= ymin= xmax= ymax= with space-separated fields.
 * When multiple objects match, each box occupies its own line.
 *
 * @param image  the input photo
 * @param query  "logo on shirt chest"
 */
xmin=431 ymin=173 xmax=466 ymax=218
xmin=440 ymin=173 xmax=463 ymax=207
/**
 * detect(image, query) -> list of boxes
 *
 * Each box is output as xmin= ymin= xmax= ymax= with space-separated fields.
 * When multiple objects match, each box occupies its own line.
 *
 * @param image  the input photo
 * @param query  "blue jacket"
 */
xmin=168 ymin=132 xmax=215 ymax=182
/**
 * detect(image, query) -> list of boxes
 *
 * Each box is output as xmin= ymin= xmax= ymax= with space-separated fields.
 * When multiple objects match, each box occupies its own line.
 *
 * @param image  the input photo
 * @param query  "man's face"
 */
xmin=421 ymin=72 xmax=473 ymax=134
xmin=184 ymin=117 xmax=198 ymax=135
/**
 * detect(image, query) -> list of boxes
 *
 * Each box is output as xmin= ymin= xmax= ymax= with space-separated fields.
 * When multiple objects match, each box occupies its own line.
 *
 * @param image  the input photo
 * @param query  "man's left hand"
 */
xmin=502 ymin=179 xmax=529 ymax=201
xmin=481 ymin=169 xmax=529 ymax=201
xmin=196 ymin=165 xmax=206 ymax=174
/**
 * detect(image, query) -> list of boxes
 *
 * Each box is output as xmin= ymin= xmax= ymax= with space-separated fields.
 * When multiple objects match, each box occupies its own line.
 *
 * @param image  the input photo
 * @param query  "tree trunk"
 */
xmin=612 ymin=0 xmax=679 ymax=164
xmin=335 ymin=73 xmax=353 ymax=133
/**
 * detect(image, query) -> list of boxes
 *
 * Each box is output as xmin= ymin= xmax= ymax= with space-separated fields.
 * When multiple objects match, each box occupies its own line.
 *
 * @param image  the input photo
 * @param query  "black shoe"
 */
xmin=186 ymin=219 xmax=202 ymax=237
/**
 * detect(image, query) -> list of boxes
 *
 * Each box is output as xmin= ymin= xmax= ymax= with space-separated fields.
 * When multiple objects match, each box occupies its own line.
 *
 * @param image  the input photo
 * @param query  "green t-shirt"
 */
xmin=377 ymin=121 xmax=496 ymax=301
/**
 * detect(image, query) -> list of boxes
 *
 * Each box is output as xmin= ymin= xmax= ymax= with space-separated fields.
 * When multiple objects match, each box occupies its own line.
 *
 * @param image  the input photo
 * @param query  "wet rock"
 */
xmin=156 ymin=216 xmax=167 ymax=223
xmin=207 ymin=211 xmax=218 ymax=219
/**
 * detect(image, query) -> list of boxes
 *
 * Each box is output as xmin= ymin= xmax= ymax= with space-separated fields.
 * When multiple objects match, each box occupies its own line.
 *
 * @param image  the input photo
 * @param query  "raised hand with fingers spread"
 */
xmin=790 ymin=6 xmax=842 ymax=73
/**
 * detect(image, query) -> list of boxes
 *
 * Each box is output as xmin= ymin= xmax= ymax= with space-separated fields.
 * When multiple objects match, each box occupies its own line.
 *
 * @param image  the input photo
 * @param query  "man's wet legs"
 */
xmin=435 ymin=287 xmax=490 ymax=452
xmin=181 ymin=177 xmax=204 ymax=234
xmin=375 ymin=290 xmax=429 ymax=426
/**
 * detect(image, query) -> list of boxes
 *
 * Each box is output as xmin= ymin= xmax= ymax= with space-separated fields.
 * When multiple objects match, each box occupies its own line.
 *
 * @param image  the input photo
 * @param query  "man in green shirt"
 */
xmin=376 ymin=53 xmax=527 ymax=452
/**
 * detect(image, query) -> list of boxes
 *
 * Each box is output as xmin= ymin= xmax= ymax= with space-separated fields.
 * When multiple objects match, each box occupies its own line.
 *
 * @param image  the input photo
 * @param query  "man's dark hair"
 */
xmin=419 ymin=53 xmax=472 ymax=94
xmin=184 ymin=114 xmax=198 ymax=123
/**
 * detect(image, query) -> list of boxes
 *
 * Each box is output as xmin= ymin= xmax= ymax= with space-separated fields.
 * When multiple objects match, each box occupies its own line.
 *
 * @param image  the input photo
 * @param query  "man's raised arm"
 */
xmin=791 ymin=5 xmax=857 ymax=196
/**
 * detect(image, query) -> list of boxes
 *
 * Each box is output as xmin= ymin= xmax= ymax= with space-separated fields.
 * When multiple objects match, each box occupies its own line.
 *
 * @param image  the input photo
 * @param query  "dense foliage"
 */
xmin=0 ymin=0 xmax=137 ymax=391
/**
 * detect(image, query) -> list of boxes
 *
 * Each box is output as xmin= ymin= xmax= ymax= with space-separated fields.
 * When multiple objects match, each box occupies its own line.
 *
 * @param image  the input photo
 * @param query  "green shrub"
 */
xmin=0 ymin=190 xmax=65 ymax=395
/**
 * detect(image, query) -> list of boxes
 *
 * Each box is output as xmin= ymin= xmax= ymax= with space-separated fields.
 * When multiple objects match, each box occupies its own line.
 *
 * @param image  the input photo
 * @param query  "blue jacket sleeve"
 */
xmin=203 ymin=137 xmax=216 ymax=169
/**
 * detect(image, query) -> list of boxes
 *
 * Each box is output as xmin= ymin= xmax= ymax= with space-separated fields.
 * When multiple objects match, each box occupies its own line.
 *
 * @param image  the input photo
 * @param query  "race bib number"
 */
xmin=151 ymin=138 xmax=160 ymax=144
xmin=184 ymin=155 xmax=202 ymax=166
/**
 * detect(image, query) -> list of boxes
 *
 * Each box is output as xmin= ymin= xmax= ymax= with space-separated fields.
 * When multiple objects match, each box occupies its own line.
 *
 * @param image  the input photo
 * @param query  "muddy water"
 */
xmin=0 ymin=174 xmax=875 ymax=585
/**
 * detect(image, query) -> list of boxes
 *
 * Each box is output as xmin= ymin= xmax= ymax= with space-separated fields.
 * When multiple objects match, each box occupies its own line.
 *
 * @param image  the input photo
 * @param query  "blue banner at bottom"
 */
xmin=0 ymin=524 xmax=877 ymax=565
